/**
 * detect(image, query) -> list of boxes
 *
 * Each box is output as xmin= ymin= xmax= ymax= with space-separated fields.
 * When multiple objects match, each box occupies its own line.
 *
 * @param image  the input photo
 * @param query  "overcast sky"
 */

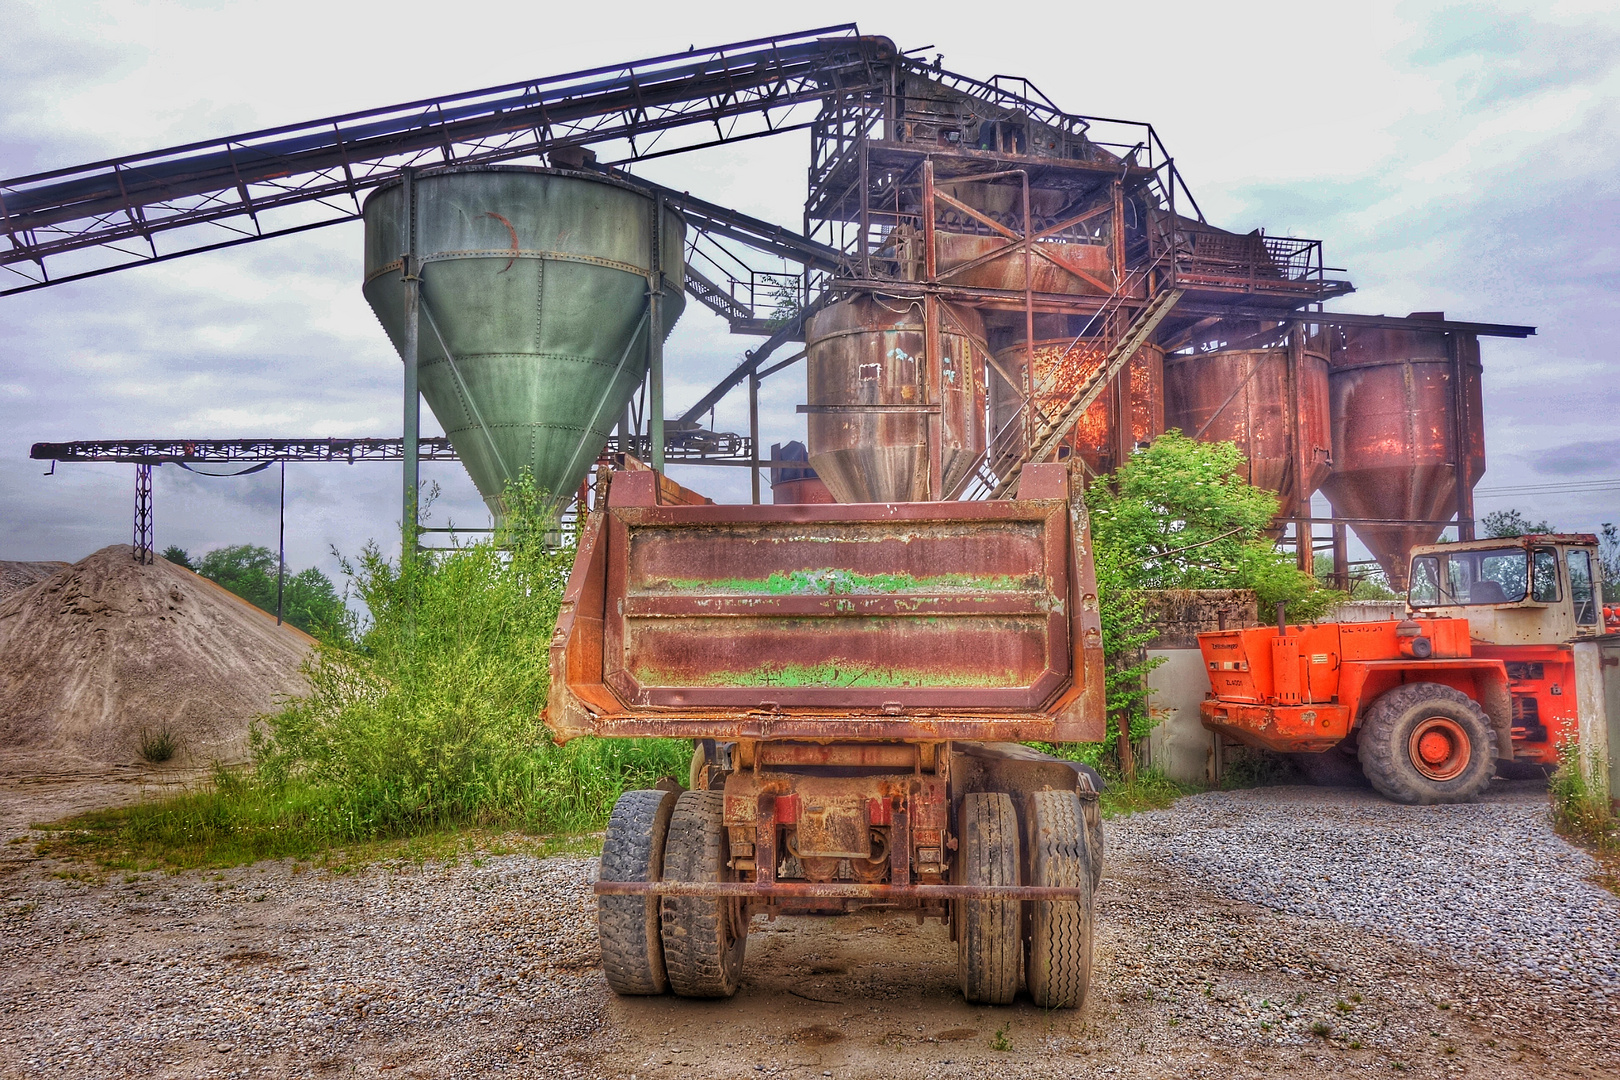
xmin=2 ymin=0 xmax=1617 ymax=583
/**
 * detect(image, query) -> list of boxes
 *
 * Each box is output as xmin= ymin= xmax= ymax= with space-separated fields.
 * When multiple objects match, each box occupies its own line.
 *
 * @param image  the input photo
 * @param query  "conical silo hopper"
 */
xmin=1317 ymin=328 xmax=1484 ymax=588
xmin=362 ymin=166 xmax=685 ymax=521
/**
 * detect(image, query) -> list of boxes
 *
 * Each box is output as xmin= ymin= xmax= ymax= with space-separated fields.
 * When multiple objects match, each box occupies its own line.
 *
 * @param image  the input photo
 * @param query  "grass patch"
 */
xmin=1549 ymin=743 xmax=1619 ymax=896
xmin=1097 ymin=768 xmax=1195 ymax=818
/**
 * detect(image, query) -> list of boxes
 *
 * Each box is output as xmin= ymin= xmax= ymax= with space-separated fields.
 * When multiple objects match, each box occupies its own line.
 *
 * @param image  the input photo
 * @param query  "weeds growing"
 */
xmin=44 ymin=476 xmax=689 ymax=870
xmin=137 ymin=727 xmax=178 ymax=764
xmin=1548 ymin=742 xmax=1619 ymax=895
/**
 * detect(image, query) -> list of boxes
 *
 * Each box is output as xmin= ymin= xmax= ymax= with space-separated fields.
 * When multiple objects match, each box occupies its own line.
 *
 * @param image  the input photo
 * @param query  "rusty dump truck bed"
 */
xmin=546 ymin=463 xmax=1105 ymax=743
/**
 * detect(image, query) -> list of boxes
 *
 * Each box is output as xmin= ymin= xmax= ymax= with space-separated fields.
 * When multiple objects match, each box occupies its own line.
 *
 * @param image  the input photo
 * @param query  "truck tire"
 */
xmin=1023 ymin=790 xmax=1093 ymax=1009
xmin=660 ymin=790 xmax=746 ymax=997
xmin=1357 ymin=682 xmax=1497 ymax=804
xmin=957 ymin=791 xmax=1021 ymax=1005
xmin=598 ymin=788 xmax=677 ymax=995
xmin=1076 ymin=771 xmax=1105 ymax=893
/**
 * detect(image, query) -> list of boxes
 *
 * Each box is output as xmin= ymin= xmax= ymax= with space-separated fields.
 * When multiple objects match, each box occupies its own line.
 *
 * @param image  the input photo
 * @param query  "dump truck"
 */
xmin=546 ymin=462 xmax=1107 ymax=1005
xmin=1198 ymin=533 xmax=1611 ymax=803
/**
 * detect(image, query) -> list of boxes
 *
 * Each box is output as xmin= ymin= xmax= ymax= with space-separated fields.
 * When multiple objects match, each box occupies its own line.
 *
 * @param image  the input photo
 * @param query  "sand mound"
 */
xmin=0 ymin=561 xmax=69 ymax=600
xmin=0 ymin=545 xmax=314 ymax=777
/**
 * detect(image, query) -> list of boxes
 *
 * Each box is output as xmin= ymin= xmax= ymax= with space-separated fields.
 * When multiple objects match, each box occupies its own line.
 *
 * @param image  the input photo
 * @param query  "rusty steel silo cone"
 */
xmin=1162 ymin=346 xmax=1331 ymax=517
xmin=1317 ymin=329 xmax=1485 ymax=588
xmin=362 ymin=166 xmax=685 ymax=522
xmin=804 ymin=296 xmax=985 ymax=502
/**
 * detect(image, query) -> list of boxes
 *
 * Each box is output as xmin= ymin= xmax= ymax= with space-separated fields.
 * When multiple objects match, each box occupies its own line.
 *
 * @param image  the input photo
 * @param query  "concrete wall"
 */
xmin=1140 ymin=590 xmax=1258 ymax=786
xmin=1321 ymin=600 xmax=1406 ymax=623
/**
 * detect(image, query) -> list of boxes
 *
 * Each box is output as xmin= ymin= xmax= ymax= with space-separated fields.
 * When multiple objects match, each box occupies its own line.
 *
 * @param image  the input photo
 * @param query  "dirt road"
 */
xmin=1 ymin=776 xmax=1615 ymax=1079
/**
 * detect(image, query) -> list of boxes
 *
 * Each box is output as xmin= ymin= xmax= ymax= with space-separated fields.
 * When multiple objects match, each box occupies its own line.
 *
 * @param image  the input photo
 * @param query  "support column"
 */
xmin=1332 ymin=522 xmax=1351 ymax=593
xmin=1288 ymin=323 xmax=1312 ymax=574
xmin=400 ymin=167 xmax=420 ymax=560
xmin=132 ymin=463 xmax=153 ymax=565
xmin=649 ymin=193 xmax=666 ymax=473
xmin=921 ymin=158 xmax=943 ymax=500
xmin=1451 ymin=333 xmax=1478 ymax=541
xmin=748 ymin=372 xmax=761 ymax=505
xmin=276 ymin=460 xmax=286 ymax=625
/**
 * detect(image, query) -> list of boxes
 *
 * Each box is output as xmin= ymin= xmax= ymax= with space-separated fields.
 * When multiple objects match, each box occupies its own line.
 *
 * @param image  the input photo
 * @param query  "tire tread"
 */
xmin=598 ymin=788 xmax=677 ymax=995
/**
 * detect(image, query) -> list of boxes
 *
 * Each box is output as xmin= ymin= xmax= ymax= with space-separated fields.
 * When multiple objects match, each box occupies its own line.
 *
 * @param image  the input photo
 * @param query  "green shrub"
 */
xmin=50 ymin=475 xmax=689 ymax=868
xmin=1549 ymin=742 xmax=1615 ymax=850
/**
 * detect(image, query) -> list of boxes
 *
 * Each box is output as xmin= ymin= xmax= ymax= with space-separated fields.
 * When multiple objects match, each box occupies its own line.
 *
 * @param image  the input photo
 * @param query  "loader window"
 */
xmin=1531 ymin=548 xmax=1561 ymax=603
xmin=1409 ymin=549 xmax=1528 ymax=607
xmin=1409 ymin=556 xmax=1441 ymax=606
xmin=1567 ymin=549 xmax=1597 ymax=625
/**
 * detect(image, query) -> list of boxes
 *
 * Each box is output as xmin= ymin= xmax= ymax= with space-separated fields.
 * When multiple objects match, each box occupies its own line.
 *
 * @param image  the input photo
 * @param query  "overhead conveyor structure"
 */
xmin=0 ymin=26 xmax=879 ymax=300
xmin=7 ymin=24 xmax=1537 ymax=584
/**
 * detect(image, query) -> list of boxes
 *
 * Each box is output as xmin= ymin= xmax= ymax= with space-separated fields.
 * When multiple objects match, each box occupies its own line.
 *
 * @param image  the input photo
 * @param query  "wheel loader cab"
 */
xmin=1405 ymin=534 xmax=1603 ymax=646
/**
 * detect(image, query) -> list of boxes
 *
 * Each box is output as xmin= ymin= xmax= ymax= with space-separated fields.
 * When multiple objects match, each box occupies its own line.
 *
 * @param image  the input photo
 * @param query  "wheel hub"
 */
xmin=1408 ymin=716 xmax=1470 ymax=781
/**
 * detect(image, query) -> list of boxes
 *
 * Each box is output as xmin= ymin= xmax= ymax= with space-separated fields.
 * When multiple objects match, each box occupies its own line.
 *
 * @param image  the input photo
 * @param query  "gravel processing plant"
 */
xmin=1 ymin=18 xmax=1616 ymax=1080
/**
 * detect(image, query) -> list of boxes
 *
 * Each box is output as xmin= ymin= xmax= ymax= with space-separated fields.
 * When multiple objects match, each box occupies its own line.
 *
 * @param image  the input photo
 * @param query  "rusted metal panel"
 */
xmin=934 ymin=232 xmax=1114 ymax=295
xmin=1163 ymin=346 xmax=1331 ymax=516
xmin=803 ymin=295 xmax=986 ymax=502
xmin=992 ymin=338 xmax=1165 ymax=478
xmin=546 ymin=461 xmax=1105 ymax=743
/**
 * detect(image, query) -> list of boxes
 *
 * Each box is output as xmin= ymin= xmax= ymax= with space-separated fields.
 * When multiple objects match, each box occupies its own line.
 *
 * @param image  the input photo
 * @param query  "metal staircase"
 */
xmin=951 ymin=284 xmax=1184 ymax=501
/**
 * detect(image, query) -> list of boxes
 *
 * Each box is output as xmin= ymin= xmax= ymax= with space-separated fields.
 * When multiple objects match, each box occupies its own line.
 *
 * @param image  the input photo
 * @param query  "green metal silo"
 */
xmin=362 ymin=166 xmax=685 ymax=522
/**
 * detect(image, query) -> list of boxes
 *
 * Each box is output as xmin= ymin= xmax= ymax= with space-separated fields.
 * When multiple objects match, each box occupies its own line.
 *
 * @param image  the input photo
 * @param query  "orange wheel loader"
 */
xmin=1198 ymin=534 xmax=1609 ymax=803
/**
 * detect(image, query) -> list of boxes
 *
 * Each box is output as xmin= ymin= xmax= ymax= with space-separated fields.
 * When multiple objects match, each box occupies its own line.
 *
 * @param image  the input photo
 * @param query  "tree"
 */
xmin=1072 ymin=432 xmax=1343 ymax=777
xmin=1482 ymin=508 xmax=1554 ymax=538
xmin=194 ymin=544 xmax=351 ymax=640
xmin=161 ymin=545 xmax=194 ymax=570
xmin=1600 ymin=523 xmax=1620 ymax=603
xmin=1086 ymin=431 xmax=1339 ymax=619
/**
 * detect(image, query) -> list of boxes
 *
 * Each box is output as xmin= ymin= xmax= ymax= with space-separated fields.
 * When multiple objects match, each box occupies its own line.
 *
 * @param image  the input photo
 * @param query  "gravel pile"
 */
xmin=1108 ymin=781 xmax=1620 ymax=1002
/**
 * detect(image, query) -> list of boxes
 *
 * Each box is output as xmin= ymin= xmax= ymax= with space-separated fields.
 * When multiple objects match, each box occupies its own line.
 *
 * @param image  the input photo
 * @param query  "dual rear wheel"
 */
xmin=957 ymin=789 xmax=1095 ymax=1009
xmin=600 ymin=786 xmax=1098 ymax=1008
xmin=599 ymin=788 xmax=746 ymax=998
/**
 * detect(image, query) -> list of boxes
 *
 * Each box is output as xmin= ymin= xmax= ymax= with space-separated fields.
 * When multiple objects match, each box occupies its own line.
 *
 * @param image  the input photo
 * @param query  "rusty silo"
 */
xmin=1317 ymin=327 xmax=1485 ymax=588
xmin=804 ymin=295 xmax=986 ymax=502
xmin=1162 ymin=343 xmax=1331 ymax=517
xmin=991 ymin=336 xmax=1163 ymax=479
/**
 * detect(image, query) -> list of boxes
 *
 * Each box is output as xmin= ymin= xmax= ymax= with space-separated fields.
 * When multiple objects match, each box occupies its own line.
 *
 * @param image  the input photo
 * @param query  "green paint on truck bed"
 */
xmin=635 ymin=659 xmax=1021 ymax=689
xmin=662 ymin=568 xmax=1031 ymax=596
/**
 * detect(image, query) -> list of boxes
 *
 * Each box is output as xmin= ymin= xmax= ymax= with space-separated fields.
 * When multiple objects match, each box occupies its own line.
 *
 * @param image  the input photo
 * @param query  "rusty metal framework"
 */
xmin=0 ymin=27 xmax=883 ymax=295
xmin=29 ymin=433 xmax=761 ymax=467
xmin=8 ymin=28 xmax=1543 ymax=582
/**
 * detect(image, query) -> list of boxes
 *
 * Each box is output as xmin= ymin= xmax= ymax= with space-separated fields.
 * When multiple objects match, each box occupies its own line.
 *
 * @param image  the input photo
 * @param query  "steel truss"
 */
xmin=1 ymin=26 xmax=888 ymax=295
xmin=31 ymin=433 xmax=760 ymax=467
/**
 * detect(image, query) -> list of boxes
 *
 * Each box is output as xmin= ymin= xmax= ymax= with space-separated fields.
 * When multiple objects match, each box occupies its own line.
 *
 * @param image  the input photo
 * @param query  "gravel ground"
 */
xmin=1110 ymin=780 xmax=1620 ymax=1002
xmin=1 ymin=775 xmax=1616 ymax=1079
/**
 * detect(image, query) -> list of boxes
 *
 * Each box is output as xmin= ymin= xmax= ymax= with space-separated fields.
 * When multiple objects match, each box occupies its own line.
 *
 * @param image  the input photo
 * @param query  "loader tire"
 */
xmin=1023 ymin=790 xmax=1093 ymax=1010
xmin=957 ymin=792 xmax=1021 ymax=1005
xmin=598 ymin=788 xmax=677 ymax=995
xmin=1357 ymin=682 xmax=1496 ymax=805
xmin=660 ymin=790 xmax=746 ymax=998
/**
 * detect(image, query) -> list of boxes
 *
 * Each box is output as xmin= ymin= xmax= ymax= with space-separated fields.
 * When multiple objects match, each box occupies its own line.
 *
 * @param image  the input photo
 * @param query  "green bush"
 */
xmin=51 ymin=476 xmax=689 ymax=868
